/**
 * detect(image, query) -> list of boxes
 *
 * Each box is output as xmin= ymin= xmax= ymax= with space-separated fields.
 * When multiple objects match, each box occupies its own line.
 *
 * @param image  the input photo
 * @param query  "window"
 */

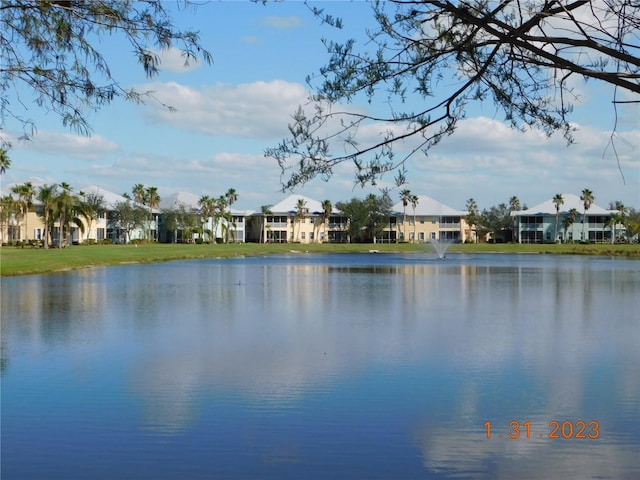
xmin=521 ymin=216 xmax=543 ymax=225
xmin=420 ymin=217 xmax=425 ymax=224
xmin=310 ymin=231 xmax=314 ymax=240
xmin=301 ymin=232 xmax=306 ymax=239
xmin=419 ymin=232 xmax=425 ymax=241
xmin=97 ymin=228 xmax=105 ymax=241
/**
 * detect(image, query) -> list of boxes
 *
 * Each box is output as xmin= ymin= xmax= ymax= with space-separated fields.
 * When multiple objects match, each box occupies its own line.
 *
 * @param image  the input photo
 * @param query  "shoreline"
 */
xmin=1 ymin=242 xmax=639 ymax=277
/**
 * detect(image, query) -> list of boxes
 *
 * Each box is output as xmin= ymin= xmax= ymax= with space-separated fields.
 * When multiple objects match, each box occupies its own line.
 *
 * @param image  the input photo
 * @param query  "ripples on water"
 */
xmin=2 ymin=254 xmax=639 ymax=479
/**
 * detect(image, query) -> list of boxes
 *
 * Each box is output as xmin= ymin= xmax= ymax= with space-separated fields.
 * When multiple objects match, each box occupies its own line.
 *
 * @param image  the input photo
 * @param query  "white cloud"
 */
xmin=12 ymin=131 xmax=119 ymax=161
xmin=396 ymin=117 xmax=640 ymax=209
xmin=243 ymin=35 xmax=263 ymax=44
xmin=156 ymin=47 xmax=202 ymax=73
xmin=139 ymin=80 xmax=308 ymax=138
xmin=261 ymin=15 xmax=304 ymax=29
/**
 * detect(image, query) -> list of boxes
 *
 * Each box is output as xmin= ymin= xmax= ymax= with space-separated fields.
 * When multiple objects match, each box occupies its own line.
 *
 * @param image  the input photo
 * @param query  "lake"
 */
xmin=1 ymin=253 xmax=639 ymax=479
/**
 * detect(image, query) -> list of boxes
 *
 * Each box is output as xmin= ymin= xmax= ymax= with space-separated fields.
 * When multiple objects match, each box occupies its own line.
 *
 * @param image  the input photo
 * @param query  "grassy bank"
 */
xmin=1 ymin=242 xmax=638 ymax=277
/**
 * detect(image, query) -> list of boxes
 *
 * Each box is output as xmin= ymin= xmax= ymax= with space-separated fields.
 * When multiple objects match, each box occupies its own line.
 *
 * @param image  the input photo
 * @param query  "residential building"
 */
xmin=159 ymin=192 xmax=252 ymax=243
xmin=82 ymin=185 xmax=159 ymax=244
xmin=511 ymin=194 xmax=617 ymax=243
xmin=387 ymin=195 xmax=468 ymax=243
xmin=252 ymin=194 xmax=344 ymax=244
xmin=0 ymin=182 xmax=157 ymax=245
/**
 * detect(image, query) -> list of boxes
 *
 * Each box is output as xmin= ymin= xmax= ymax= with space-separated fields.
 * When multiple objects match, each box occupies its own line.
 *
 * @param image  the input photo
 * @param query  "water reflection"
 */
xmin=1 ymin=254 xmax=639 ymax=479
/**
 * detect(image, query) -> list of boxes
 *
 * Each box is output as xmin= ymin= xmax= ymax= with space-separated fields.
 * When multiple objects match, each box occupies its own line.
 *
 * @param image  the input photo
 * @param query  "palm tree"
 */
xmin=81 ymin=192 xmax=106 ymax=242
xmin=0 ymin=148 xmax=11 ymax=174
xmin=321 ymin=199 xmax=332 ymax=243
xmin=145 ymin=186 xmax=160 ymax=241
xmin=508 ymin=196 xmax=520 ymax=242
xmin=295 ymin=198 xmax=307 ymax=242
xmin=606 ymin=213 xmax=622 ymax=244
xmin=53 ymin=183 xmax=89 ymax=247
xmin=567 ymin=208 xmax=578 ymax=242
xmin=580 ymin=188 xmax=594 ymax=242
xmin=410 ymin=194 xmax=419 ymax=242
xmin=213 ymin=195 xmax=227 ymax=243
xmin=198 ymin=195 xmax=213 ymax=242
xmin=465 ymin=198 xmax=479 ymax=243
xmin=0 ymin=195 xmax=17 ymax=243
xmin=607 ymin=204 xmax=627 ymax=244
xmin=225 ymin=189 xmax=238 ymax=240
xmin=132 ymin=183 xmax=146 ymax=204
xmin=552 ymin=194 xmax=564 ymax=242
xmin=399 ymin=189 xmax=412 ymax=241
xmin=36 ymin=184 xmax=58 ymax=249
xmin=11 ymin=182 xmax=35 ymax=241
xmin=225 ymin=188 xmax=238 ymax=207
xmin=260 ymin=204 xmax=273 ymax=243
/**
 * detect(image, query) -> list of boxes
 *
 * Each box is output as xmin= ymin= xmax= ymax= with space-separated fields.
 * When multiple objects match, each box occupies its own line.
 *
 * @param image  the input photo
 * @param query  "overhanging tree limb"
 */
xmin=1 ymin=0 xmax=212 ymax=146
xmin=268 ymin=0 xmax=639 ymax=190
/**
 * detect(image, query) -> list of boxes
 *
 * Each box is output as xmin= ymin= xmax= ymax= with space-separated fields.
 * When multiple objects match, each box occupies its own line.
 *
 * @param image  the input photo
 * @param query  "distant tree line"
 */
xmin=3 ymin=181 xmax=639 ymax=246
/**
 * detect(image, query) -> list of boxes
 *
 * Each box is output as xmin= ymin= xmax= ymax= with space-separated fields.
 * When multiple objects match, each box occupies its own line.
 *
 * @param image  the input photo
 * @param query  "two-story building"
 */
xmin=159 ymin=192 xmax=252 ymax=243
xmin=252 ymin=194 xmax=345 ymax=244
xmin=511 ymin=194 xmax=617 ymax=243
xmin=387 ymin=195 xmax=468 ymax=243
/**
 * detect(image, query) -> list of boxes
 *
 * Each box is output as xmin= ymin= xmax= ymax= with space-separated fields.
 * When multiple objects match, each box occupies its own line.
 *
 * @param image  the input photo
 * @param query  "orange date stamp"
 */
xmin=484 ymin=420 xmax=600 ymax=439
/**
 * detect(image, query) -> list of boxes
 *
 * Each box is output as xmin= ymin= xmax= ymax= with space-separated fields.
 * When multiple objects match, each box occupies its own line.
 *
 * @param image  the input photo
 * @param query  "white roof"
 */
xmin=512 ymin=194 xmax=611 ymax=216
xmin=81 ymin=185 xmax=143 ymax=210
xmin=160 ymin=191 xmax=201 ymax=210
xmin=392 ymin=195 xmax=466 ymax=216
xmin=269 ymin=194 xmax=338 ymax=214
xmin=160 ymin=191 xmax=253 ymax=216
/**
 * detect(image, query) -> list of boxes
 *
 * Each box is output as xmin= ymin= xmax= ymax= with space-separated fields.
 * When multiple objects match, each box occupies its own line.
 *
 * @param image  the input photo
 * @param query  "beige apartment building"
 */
xmin=387 ymin=195 xmax=469 ymax=243
xmin=253 ymin=193 xmax=469 ymax=244
xmin=256 ymin=194 xmax=346 ymax=244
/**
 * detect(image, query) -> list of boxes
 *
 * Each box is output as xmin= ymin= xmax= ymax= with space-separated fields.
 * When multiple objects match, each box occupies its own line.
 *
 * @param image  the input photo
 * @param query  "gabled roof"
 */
xmin=160 ymin=191 xmax=201 ymax=210
xmin=269 ymin=194 xmax=338 ymax=215
xmin=160 ymin=191 xmax=253 ymax=216
xmin=392 ymin=195 xmax=466 ymax=216
xmin=81 ymin=185 xmax=142 ymax=210
xmin=512 ymin=193 xmax=611 ymax=216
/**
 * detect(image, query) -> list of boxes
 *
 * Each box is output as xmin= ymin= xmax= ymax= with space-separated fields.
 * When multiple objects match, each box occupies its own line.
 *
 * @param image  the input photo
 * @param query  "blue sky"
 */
xmin=2 ymin=1 xmax=639 ymax=211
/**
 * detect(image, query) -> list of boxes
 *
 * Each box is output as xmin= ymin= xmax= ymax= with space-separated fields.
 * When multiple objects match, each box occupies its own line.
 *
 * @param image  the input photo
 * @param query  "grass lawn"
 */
xmin=1 ymin=242 xmax=638 ymax=277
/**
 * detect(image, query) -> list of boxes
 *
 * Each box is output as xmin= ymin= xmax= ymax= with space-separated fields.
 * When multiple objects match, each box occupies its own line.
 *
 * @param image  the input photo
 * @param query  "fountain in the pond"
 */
xmin=429 ymin=239 xmax=453 ymax=259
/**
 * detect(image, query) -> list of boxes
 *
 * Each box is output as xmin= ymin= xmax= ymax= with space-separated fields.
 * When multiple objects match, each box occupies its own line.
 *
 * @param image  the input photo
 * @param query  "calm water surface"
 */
xmin=2 ymin=253 xmax=639 ymax=479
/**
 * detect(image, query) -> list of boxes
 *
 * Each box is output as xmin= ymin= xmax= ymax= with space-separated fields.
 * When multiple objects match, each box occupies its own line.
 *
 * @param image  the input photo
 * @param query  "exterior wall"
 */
xmin=0 ymin=210 xmax=44 ymax=244
xmin=388 ymin=214 xmax=468 ymax=243
xmin=168 ymin=213 xmax=247 ymax=244
xmin=258 ymin=213 xmax=346 ymax=244
xmin=0 ymin=207 xmax=158 ymax=245
xmin=515 ymin=214 xmax=615 ymax=243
